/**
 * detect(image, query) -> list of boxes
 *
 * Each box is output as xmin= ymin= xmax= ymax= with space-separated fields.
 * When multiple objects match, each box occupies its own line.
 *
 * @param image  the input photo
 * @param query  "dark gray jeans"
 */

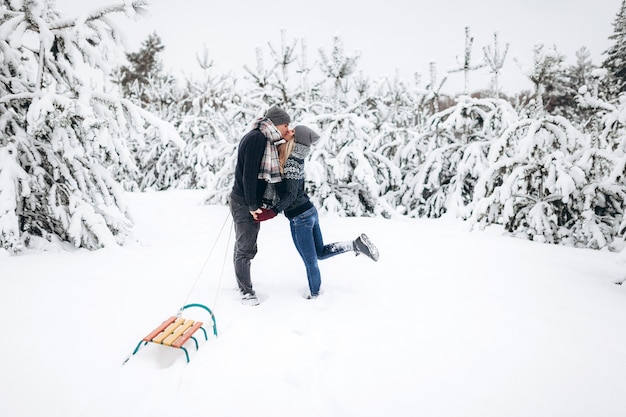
xmin=229 ymin=197 xmax=260 ymax=296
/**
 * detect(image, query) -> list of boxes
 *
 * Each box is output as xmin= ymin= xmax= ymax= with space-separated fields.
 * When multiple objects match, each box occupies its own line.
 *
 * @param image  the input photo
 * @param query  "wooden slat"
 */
xmin=152 ymin=318 xmax=185 ymax=344
xmin=162 ymin=319 xmax=195 ymax=346
xmin=142 ymin=316 xmax=177 ymax=342
xmin=171 ymin=321 xmax=204 ymax=348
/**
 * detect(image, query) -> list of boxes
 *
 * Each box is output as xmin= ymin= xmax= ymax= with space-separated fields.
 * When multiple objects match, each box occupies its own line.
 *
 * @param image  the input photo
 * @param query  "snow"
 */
xmin=1 ymin=189 xmax=625 ymax=417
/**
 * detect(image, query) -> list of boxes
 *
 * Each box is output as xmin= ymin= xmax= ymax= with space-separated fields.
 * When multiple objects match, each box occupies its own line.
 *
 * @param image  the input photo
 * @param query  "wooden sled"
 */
xmin=129 ymin=303 xmax=218 ymax=363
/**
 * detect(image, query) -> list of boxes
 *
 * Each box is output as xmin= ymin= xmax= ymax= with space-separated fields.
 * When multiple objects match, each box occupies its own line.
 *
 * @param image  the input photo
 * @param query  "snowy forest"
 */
xmin=1 ymin=0 xmax=626 ymax=254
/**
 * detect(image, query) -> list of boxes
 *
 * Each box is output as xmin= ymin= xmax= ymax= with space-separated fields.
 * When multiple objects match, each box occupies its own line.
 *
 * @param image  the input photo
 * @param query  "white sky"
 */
xmin=56 ymin=0 xmax=621 ymax=95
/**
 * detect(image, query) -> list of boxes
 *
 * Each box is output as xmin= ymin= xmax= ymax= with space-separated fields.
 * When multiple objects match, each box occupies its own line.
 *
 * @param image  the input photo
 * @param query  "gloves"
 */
xmin=255 ymin=208 xmax=277 ymax=222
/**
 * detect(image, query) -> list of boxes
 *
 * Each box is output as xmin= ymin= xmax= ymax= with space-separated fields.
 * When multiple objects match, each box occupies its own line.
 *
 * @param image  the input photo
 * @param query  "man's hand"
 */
xmin=250 ymin=208 xmax=262 ymax=221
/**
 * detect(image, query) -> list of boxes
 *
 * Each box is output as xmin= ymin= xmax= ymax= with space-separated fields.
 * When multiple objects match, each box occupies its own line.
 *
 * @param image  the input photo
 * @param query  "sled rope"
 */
xmin=211 ymin=216 xmax=233 ymax=310
xmin=180 ymin=211 xmax=232 ymax=310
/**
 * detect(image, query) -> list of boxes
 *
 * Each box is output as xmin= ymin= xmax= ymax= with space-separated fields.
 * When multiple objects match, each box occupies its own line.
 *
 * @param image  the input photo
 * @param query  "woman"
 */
xmin=264 ymin=125 xmax=379 ymax=298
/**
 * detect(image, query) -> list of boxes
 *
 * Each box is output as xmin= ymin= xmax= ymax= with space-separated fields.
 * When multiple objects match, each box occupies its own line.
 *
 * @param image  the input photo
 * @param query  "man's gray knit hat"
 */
xmin=294 ymin=125 xmax=320 ymax=146
xmin=265 ymin=105 xmax=291 ymax=126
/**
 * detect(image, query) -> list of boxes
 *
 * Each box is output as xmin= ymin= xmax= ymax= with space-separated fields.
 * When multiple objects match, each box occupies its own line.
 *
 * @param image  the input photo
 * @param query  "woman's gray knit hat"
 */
xmin=294 ymin=125 xmax=320 ymax=146
xmin=265 ymin=105 xmax=291 ymax=126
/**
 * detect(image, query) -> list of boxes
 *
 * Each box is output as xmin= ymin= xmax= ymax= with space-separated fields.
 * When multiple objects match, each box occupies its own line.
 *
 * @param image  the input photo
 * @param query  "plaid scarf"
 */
xmin=253 ymin=117 xmax=284 ymax=184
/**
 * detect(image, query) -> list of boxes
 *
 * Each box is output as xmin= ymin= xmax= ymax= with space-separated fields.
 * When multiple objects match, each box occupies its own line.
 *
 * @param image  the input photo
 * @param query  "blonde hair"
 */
xmin=277 ymin=139 xmax=295 ymax=174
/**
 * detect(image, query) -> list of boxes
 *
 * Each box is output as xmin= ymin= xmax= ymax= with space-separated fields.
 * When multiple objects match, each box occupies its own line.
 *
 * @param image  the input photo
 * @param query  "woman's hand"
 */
xmin=254 ymin=208 xmax=278 ymax=222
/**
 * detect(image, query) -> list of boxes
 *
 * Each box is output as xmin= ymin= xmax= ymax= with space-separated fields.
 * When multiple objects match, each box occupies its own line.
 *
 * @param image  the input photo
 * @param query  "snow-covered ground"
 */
xmin=1 ymin=189 xmax=624 ymax=417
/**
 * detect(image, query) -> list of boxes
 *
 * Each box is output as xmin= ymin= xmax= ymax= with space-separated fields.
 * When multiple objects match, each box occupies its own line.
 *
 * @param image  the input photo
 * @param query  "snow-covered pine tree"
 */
xmin=539 ymin=46 xmax=595 ymax=123
xmin=181 ymin=51 xmax=241 ymax=199
xmin=400 ymin=95 xmax=518 ymax=219
xmin=482 ymin=32 xmax=509 ymax=99
xmin=602 ymin=0 xmax=626 ymax=97
xmin=520 ymin=43 xmax=569 ymax=117
xmin=608 ymin=97 xmax=626 ymax=247
xmin=372 ymin=71 xmax=431 ymax=130
xmin=133 ymin=74 xmax=188 ymax=190
xmin=265 ymin=29 xmax=299 ymax=105
xmin=366 ymin=72 xmax=430 ymax=211
xmin=392 ymin=64 xmax=453 ymax=215
xmin=318 ymin=35 xmax=361 ymax=98
xmin=110 ymin=32 xmax=189 ymax=191
xmin=471 ymin=114 xmax=587 ymax=245
xmin=113 ymin=32 xmax=164 ymax=104
xmin=561 ymin=47 xmax=598 ymax=126
xmin=473 ymin=46 xmax=586 ymax=245
xmin=111 ymin=37 xmax=241 ymax=194
xmin=448 ymin=26 xmax=486 ymax=96
xmin=242 ymin=30 xmax=303 ymax=108
xmin=299 ymin=102 xmax=388 ymax=216
xmin=301 ymin=36 xmax=405 ymax=217
xmin=576 ymin=84 xmax=626 ymax=248
xmin=573 ymin=150 xmax=626 ymax=249
xmin=0 ymin=0 xmax=181 ymax=251
xmin=242 ymin=46 xmax=275 ymax=104
xmin=425 ymin=62 xmax=449 ymax=114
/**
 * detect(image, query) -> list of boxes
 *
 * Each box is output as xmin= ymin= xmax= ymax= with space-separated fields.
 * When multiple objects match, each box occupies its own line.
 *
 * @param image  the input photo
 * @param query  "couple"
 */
xmin=229 ymin=105 xmax=379 ymax=306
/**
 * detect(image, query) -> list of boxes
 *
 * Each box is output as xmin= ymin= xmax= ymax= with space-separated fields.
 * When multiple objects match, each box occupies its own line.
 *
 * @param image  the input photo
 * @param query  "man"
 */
xmin=229 ymin=105 xmax=294 ymax=306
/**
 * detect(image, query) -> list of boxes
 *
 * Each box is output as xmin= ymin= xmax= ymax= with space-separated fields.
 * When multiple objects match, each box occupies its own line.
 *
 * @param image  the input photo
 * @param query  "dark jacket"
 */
xmin=230 ymin=129 xmax=267 ymax=211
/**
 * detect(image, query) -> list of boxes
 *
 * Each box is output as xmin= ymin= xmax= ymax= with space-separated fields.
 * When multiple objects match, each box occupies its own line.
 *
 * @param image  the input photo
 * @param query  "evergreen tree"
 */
xmin=448 ymin=26 xmax=486 ymax=96
xmin=400 ymin=96 xmax=518 ymax=219
xmin=482 ymin=32 xmax=509 ymax=98
xmin=569 ymin=48 xmax=596 ymax=96
xmin=556 ymin=47 xmax=598 ymax=124
xmin=523 ymin=43 xmax=569 ymax=116
xmin=471 ymin=115 xmax=588 ymax=246
xmin=177 ymin=54 xmax=240 ymax=194
xmin=242 ymin=30 xmax=307 ymax=108
xmin=429 ymin=63 xmax=453 ymax=113
xmin=302 ymin=105 xmax=398 ymax=217
xmin=0 ymin=0 xmax=181 ymax=252
xmin=113 ymin=32 xmax=165 ymax=103
xmin=369 ymin=73 xmax=429 ymax=182
xmin=573 ymin=145 xmax=626 ymax=249
xmin=602 ymin=0 xmax=626 ymax=97
xmin=124 ymin=47 xmax=241 ymax=194
xmin=132 ymin=74 xmax=188 ymax=191
xmin=565 ymin=70 xmax=626 ymax=249
xmin=318 ymin=35 xmax=361 ymax=98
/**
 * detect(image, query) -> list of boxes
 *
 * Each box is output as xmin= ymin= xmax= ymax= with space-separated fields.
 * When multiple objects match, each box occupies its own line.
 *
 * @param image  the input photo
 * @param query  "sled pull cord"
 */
xmin=211 ymin=215 xmax=233 ymax=310
xmin=180 ymin=211 xmax=232 ymax=310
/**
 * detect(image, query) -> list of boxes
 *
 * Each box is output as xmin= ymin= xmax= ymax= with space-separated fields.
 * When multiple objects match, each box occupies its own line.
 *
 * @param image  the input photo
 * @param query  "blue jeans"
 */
xmin=289 ymin=206 xmax=353 ymax=296
xmin=229 ymin=197 xmax=260 ymax=295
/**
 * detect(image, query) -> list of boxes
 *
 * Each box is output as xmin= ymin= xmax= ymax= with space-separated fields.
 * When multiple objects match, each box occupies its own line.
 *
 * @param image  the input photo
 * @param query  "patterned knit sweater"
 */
xmin=272 ymin=143 xmax=314 ymax=218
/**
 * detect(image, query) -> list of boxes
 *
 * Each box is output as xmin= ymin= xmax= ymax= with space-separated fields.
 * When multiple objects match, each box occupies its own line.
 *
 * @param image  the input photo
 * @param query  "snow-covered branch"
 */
xmin=48 ymin=1 xmax=149 ymax=30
